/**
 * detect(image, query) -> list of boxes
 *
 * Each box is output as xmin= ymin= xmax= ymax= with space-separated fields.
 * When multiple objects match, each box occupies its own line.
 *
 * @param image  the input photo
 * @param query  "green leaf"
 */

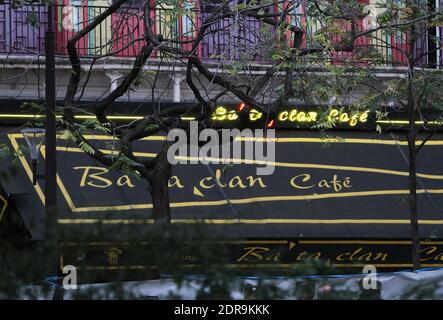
xmin=78 ymin=141 xmax=95 ymax=155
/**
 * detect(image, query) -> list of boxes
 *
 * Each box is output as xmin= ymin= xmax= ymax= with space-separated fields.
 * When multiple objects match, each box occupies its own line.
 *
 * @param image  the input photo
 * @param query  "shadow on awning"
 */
xmin=0 ymin=157 xmax=44 ymax=240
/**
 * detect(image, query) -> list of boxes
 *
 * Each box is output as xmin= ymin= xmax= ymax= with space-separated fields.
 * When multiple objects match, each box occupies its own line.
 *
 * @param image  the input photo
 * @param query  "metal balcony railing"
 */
xmin=0 ymin=3 xmax=441 ymax=68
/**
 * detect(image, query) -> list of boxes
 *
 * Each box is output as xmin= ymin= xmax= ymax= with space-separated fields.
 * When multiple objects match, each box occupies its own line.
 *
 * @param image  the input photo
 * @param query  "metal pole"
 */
xmin=406 ymin=2 xmax=421 ymax=270
xmin=437 ymin=0 xmax=441 ymax=68
xmin=45 ymin=2 xmax=58 ymax=273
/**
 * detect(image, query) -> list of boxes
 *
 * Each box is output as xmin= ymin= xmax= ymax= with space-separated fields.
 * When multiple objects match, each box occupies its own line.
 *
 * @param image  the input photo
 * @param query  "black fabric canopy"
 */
xmin=3 ymin=130 xmax=443 ymax=239
xmin=2 ymin=129 xmax=443 ymax=272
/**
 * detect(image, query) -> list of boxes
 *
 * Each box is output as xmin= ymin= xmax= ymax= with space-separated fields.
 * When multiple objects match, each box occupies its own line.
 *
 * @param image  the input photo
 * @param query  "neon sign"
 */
xmin=278 ymin=110 xmax=318 ymax=123
xmin=211 ymin=107 xmax=239 ymax=121
xmin=249 ymin=109 xmax=263 ymax=121
xmin=210 ymin=106 xmax=371 ymax=128
xmin=328 ymin=109 xmax=369 ymax=127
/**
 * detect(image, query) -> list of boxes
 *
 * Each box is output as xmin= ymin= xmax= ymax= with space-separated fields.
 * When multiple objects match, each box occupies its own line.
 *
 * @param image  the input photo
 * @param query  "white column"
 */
xmin=171 ymin=74 xmax=184 ymax=102
xmin=106 ymin=71 xmax=121 ymax=93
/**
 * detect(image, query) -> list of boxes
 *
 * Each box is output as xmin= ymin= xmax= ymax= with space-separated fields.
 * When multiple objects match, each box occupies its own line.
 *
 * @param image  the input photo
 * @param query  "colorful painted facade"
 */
xmin=0 ymin=0 xmax=441 ymax=67
xmin=0 ymin=2 xmax=47 ymax=54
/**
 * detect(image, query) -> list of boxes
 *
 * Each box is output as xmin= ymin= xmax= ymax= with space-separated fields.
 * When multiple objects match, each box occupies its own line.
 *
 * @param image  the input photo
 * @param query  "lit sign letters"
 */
xmin=210 ymin=106 xmax=371 ymax=128
xmin=328 ymin=109 xmax=369 ymax=127
xmin=211 ymin=107 xmax=239 ymax=121
xmin=249 ymin=109 xmax=263 ymax=121
xmin=278 ymin=110 xmax=318 ymax=123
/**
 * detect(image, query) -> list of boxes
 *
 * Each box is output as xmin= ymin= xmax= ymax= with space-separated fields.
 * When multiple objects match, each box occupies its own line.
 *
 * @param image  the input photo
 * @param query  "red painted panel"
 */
xmin=55 ymin=0 xmax=90 ymax=56
xmin=331 ymin=0 xmax=371 ymax=66
xmin=112 ymin=3 xmax=145 ymax=57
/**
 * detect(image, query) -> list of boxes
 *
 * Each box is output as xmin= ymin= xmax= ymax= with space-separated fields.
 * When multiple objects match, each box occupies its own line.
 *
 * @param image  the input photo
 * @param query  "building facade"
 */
xmin=0 ymin=0 xmax=441 ymax=105
xmin=2 ymin=1 xmax=443 ymax=279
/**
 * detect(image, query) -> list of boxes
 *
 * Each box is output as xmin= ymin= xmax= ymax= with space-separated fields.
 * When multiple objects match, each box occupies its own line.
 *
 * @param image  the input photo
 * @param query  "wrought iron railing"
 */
xmin=0 ymin=3 xmax=441 ymax=68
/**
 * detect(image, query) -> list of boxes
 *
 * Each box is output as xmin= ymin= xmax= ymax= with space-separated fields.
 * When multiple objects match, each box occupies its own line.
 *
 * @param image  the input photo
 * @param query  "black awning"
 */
xmin=4 ymin=129 xmax=443 ymax=273
xmin=0 ymin=157 xmax=44 ymax=240
xmin=0 ymin=184 xmax=8 ymax=223
xmin=3 ymin=129 xmax=443 ymax=240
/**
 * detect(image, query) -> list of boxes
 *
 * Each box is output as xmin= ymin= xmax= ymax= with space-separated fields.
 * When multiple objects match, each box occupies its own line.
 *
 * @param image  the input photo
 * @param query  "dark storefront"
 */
xmin=1 ymin=101 xmax=443 ymax=282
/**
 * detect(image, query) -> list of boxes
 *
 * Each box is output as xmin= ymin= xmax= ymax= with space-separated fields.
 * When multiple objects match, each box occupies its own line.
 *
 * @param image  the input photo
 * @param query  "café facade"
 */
xmin=1 ymin=101 xmax=443 ymax=282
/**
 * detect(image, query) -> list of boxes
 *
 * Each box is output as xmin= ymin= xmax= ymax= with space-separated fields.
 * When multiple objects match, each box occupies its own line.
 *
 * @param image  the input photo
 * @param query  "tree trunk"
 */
xmin=149 ymin=143 xmax=172 ymax=223
xmin=407 ymin=128 xmax=421 ymax=270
